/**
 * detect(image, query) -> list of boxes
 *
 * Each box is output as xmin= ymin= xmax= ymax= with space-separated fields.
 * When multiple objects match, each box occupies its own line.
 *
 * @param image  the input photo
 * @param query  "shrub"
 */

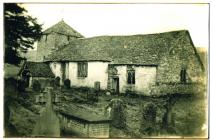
xmin=64 ymin=79 xmax=71 ymax=89
xmin=109 ymin=99 xmax=126 ymax=129
xmin=32 ymin=80 xmax=41 ymax=92
xmin=55 ymin=76 xmax=60 ymax=87
xmin=140 ymin=103 xmax=157 ymax=136
xmin=143 ymin=103 xmax=157 ymax=122
xmin=151 ymin=83 xmax=203 ymax=96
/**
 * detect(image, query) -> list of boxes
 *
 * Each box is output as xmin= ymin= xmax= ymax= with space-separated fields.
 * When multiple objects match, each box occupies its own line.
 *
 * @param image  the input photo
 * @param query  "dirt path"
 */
xmin=32 ymin=92 xmax=60 ymax=137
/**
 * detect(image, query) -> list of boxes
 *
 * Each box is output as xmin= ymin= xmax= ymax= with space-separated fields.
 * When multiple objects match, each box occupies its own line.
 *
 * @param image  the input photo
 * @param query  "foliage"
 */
xmin=109 ymin=99 xmax=126 ymax=129
xmin=4 ymin=78 xmax=18 ymax=97
xmin=64 ymin=79 xmax=71 ymax=89
xmin=138 ymin=95 xmax=206 ymax=137
xmin=32 ymin=80 xmax=41 ymax=92
xmin=4 ymin=3 xmax=42 ymax=64
xmin=140 ymin=103 xmax=157 ymax=136
xmin=142 ymin=103 xmax=157 ymax=122
xmin=170 ymin=95 xmax=206 ymax=136
xmin=6 ymin=101 xmax=37 ymax=136
xmin=150 ymin=83 xmax=204 ymax=96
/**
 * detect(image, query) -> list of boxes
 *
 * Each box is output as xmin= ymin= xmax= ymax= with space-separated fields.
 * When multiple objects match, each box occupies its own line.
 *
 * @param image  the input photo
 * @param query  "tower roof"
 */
xmin=43 ymin=20 xmax=84 ymax=38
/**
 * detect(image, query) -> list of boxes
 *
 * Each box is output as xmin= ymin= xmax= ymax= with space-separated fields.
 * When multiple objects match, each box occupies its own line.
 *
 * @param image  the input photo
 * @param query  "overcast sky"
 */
xmin=23 ymin=3 xmax=209 ymax=48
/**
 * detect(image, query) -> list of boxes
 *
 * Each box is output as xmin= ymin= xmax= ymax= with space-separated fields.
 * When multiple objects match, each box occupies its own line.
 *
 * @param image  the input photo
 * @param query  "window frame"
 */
xmin=127 ymin=67 xmax=135 ymax=85
xmin=77 ymin=62 xmax=88 ymax=78
xmin=180 ymin=68 xmax=187 ymax=83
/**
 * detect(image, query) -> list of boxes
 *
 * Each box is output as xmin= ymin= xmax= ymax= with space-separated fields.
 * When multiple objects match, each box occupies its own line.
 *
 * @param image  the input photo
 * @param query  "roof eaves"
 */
xmin=109 ymin=63 xmax=158 ymax=67
xmin=60 ymin=110 xmax=111 ymax=123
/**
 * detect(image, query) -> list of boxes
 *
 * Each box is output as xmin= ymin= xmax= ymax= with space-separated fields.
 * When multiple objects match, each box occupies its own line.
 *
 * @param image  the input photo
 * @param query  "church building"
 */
xmin=29 ymin=20 xmax=205 ymax=95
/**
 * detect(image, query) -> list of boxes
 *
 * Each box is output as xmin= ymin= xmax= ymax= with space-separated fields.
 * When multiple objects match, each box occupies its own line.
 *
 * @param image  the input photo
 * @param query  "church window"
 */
xmin=77 ymin=62 xmax=88 ymax=78
xmin=180 ymin=68 xmax=187 ymax=83
xmin=127 ymin=67 xmax=135 ymax=84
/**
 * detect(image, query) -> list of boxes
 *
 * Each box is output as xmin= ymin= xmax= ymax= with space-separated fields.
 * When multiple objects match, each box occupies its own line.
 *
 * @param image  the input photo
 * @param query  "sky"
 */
xmin=23 ymin=3 xmax=209 ymax=48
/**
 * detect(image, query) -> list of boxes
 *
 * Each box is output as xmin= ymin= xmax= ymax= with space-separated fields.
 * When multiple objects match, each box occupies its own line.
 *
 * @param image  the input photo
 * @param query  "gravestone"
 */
xmin=35 ymin=95 xmax=40 ymax=103
xmin=94 ymin=81 xmax=100 ymax=92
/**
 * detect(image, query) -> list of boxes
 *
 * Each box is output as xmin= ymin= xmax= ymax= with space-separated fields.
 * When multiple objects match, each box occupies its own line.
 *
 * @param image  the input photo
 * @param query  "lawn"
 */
xmin=4 ymin=87 xmax=46 ymax=137
xmin=53 ymin=87 xmax=207 ymax=138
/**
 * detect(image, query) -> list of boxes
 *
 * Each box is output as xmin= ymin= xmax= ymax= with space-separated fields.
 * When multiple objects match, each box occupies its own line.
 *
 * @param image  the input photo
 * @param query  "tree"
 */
xmin=4 ymin=3 xmax=42 ymax=64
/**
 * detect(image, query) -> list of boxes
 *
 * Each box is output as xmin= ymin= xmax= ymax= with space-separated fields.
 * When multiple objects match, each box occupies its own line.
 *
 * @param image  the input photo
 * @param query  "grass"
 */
xmin=151 ymin=83 xmax=206 ymax=96
xmin=4 ymin=84 xmax=207 ymax=138
xmin=54 ymin=87 xmax=207 ymax=138
xmin=4 ymin=86 xmax=46 ymax=137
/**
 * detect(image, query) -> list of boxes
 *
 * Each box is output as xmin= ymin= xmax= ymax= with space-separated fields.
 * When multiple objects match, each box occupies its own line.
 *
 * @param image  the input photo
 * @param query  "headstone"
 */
xmin=43 ymin=88 xmax=48 ymax=93
xmin=35 ymin=95 xmax=40 ymax=103
xmin=54 ymin=94 xmax=59 ymax=103
xmin=45 ymin=87 xmax=53 ymax=93
xmin=94 ymin=81 xmax=100 ymax=91
xmin=105 ymin=106 xmax=111 ymax=117
xmin=40 ymin=95 xmax=44 ymax=103
xmin=106 ymin=91 xmax=111 ymax=96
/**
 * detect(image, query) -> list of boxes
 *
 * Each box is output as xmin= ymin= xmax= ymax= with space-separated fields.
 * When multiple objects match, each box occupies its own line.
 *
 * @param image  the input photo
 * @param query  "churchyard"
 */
xmin=4 ymin=81 xmax=206 ymax=138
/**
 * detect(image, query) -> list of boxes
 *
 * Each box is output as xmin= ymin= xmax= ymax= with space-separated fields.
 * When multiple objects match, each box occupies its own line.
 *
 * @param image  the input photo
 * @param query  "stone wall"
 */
xmin=157 ymin=33 xmax=204 ymax=84
xmin=60 ymin=115 xmax=110 ymax=138
xmin=88 ymin=123 xmax=110 ymax=138
xmin=36 ymin=32 xmax=76 ymax=62
xmin=67 ymin=118 xmax=88 ymax=136
xmin=60 ymin=115 xmax=88 ymax=137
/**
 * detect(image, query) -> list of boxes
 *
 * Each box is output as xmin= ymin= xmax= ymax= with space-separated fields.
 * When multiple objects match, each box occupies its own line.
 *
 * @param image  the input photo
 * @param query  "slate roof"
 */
xmin=60 ymin=107 xmax=110 ymax=123
xmin=43 ymin=20 xmax=84 ymax=38
xmin=45 ymin=30 xmax=198 ymax=65
xmin=25 ymin=62 xmax=55 ymax=78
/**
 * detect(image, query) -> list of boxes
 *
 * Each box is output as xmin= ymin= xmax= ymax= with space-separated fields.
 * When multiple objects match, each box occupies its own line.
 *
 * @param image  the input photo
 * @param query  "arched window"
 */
xmin=127 ymin=66 xmax=135 ymax=85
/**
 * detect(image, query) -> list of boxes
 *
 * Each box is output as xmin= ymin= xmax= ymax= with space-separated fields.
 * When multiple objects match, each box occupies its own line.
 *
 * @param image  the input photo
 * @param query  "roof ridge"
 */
xmin=45 ymin=29 xmax=193 ymax=65
xmin=43 ymin=20 xmax=63 ymax=33
xmin=75 ymin=29 xmax=189 ymax=40
xmin=43 ymin=20 xmax=84 ymax=38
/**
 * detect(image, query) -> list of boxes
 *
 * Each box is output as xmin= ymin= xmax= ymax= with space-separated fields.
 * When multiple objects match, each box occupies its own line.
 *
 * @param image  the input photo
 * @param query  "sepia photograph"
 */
xmin=3 ymin=2 xmax=209 ymax=138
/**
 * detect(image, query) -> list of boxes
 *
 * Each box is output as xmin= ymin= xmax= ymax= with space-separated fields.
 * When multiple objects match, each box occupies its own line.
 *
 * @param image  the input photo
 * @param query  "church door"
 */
xmin=112 ymin=77 xmax=119 ymax=95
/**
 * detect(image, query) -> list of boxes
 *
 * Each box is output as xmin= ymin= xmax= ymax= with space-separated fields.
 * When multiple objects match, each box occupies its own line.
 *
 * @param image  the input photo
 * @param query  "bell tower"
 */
xmin=36 ymin=20 xmax=84 ymax=62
